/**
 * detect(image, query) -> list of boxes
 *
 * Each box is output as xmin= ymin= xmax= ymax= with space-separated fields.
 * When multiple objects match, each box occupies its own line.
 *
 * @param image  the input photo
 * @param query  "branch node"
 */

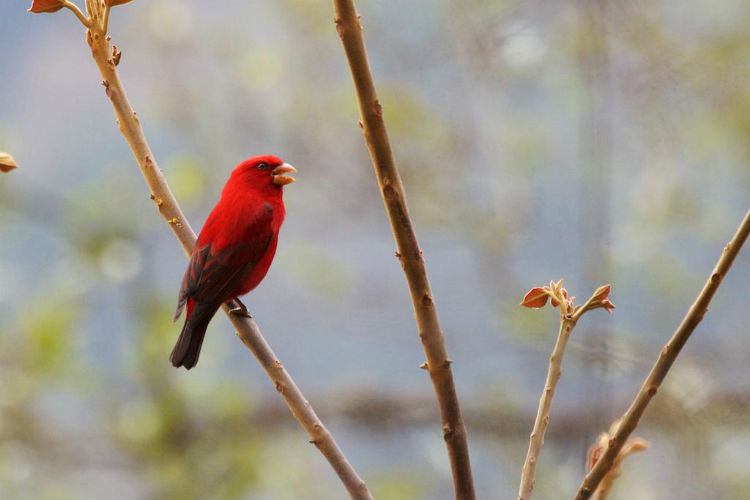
xmin=382 ymin=183 xmax=397 ymax=200
xmin=110 ymin=45 xmax=122 ymax=66
xmin=442 ymin=423 xmax=453 ymax=441
xmin=419 ymin=361 xmax=429 ymax=370
xmin=373 ymin=99 xmax=383 ymax=116
xmin=334 ymin=16 xmax=344 ymax=38
xmin=421 ymin=293 xmax=433 ymax=307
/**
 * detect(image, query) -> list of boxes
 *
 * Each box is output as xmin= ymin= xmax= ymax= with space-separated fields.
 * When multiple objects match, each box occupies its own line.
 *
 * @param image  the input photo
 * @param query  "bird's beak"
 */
xmin=272 ymin=163 xmax=297 ymax=186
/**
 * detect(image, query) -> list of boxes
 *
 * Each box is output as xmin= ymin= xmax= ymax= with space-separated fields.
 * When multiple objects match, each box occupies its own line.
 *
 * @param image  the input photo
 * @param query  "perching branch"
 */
xmin=518 ymin=281 xmax=615 ymax=500
xmin=331 ymin=2 xmax=475 ymax=499
xmin=574 ymin=208 xmax=750 ymax=500
xmin=32 ymin=3 xmax=372 ymax=499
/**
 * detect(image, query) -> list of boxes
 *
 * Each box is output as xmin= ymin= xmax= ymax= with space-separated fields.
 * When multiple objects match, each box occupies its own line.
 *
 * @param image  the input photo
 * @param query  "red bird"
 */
xmin=171 ymin=155 xmax=296 ymax=369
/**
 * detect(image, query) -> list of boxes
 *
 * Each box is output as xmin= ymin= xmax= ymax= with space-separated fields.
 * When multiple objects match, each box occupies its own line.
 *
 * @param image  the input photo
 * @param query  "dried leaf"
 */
xmin=586 ymin=435 xmax=607 ymax=472
xmin=521 ymin=287 xmax=550 ymax=308
xmin=0 ymin=152 xmax=18 ymax=172
xmin=28 ymin=0 xmax=64 ymax=13
xmin=586 ymin=419 xmax=649 ymax=500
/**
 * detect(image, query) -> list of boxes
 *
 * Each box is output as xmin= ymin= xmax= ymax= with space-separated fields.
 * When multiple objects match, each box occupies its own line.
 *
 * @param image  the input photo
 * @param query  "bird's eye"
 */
xmin=257 ymin=162 xmax=269 ymax=171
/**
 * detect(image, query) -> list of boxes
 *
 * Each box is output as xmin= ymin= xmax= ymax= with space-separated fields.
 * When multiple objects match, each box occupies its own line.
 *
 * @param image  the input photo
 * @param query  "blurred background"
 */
xmin=1 ymin=0 xmax=748 ymax=498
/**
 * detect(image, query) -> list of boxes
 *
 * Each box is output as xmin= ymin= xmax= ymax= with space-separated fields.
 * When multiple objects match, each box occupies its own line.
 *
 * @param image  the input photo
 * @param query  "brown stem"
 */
xmin=84 ymin=25 xmax=372 ymax=500
xmin=574 ymin=208 xmax=750 ymax=500
xmin=331 ymin=2 xmax=475 ymax=499
xmin=518 ymin=318 xmax=576 ymax=500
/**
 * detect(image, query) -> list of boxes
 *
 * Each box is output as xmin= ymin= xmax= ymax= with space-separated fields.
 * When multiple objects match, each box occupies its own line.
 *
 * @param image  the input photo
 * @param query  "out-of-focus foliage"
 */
xmin=0 ymin=0 xmax=748 ymax=499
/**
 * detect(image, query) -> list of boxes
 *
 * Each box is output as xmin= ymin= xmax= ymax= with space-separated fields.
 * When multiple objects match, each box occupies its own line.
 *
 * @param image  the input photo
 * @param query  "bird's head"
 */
xmin=231 ymin=155 xmax=297 ymax=192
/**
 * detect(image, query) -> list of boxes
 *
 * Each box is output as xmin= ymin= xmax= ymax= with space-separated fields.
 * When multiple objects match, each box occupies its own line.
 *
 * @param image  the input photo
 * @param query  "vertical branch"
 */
xmin=574 ymin=209 xmax=750 ymax=499
xmin=518 ymin=318 xmax=576 ymax=500
xmin=331 ymin=2 xmax=475 ymax=499
xmin=33 ymin=5 xmax=373 ymax=499
xmin=518 ymin=282 xmax=614 ymax=500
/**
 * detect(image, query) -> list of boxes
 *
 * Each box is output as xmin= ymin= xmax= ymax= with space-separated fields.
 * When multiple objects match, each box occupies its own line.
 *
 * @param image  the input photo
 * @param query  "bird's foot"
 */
xmin=228 ymin=298 xmax=252 ymax=318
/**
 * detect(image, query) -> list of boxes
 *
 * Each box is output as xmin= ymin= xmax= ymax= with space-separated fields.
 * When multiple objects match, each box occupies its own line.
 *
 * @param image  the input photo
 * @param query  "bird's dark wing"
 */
xmin=173 ymin=203 xmax=274 ymax=321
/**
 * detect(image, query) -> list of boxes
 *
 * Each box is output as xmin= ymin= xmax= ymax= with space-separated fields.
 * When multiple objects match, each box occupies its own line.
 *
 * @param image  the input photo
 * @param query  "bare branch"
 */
xmin=574 ymin=208 xmax=750 ymax=499
xmin=331 ymin=1 xmax=475 ymax=498
xmin=518 ymin=318 xmax=575 ymax=500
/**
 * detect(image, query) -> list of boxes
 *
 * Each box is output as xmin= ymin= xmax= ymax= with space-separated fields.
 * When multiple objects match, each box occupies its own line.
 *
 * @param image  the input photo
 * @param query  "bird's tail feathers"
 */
xmin=170 ymin=305 xmax=216 ymax=370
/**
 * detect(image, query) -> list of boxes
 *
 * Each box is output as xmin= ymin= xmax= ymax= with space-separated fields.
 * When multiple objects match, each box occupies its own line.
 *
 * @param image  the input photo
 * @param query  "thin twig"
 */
xmin=331 ymin=2 xmax=475 ymax=499
xmin=61 ymin=0 xmax=91 ymax=27
xmin=101 ymin=2 xmax=111 ymax=35
xmin=518 ymin=317 xmax=576 ymax=500
xmin=62 ymin=12 xmax=372 ymax=500
xmin=517 ymin=282 xmax=613 ymax=500
xmin=574 ymin=209 xmax=750 ymax=500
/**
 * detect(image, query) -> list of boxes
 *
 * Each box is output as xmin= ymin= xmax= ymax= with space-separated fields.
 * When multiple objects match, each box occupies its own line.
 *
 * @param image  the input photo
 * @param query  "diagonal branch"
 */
xmin=331 ymin=2 xmax=475 ymax=499
xmin=574 ymin=208 xmax=750 ymax=500
xmin=35 ymin=5 xmax=372 ymax=499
